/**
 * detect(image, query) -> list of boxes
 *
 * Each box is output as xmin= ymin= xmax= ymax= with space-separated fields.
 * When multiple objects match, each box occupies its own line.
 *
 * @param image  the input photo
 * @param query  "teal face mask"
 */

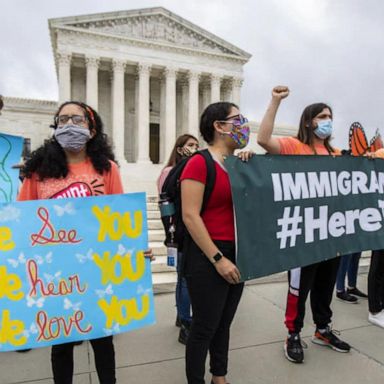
xmin=314 ymin=120 xmax=333 ymax=139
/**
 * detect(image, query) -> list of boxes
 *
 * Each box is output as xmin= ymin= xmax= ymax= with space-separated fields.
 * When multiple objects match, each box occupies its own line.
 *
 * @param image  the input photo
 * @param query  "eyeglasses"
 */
xmin=218 ymin=114 xmax=248 ymax=128
xmin=55 ymin=115 xmax=87 ymax=126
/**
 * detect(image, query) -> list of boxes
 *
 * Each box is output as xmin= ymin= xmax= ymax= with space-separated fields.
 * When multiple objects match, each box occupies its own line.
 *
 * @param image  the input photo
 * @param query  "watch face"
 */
xmin=213 ymin=253 xmax=222 ymax=262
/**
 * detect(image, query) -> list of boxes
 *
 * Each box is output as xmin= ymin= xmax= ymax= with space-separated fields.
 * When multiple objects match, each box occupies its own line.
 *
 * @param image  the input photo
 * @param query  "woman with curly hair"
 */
xmin=17 ymin=101 xmax=152 ymax=383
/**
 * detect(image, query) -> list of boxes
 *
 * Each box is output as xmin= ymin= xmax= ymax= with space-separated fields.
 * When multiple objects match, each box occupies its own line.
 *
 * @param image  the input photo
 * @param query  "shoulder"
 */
xmin=181 ymin=153 xmax=207 ymax=183
xmin=107 ymin=160 xmax=120 ymax=173
xmin=278 ymin=137 xmax=303 ymax=154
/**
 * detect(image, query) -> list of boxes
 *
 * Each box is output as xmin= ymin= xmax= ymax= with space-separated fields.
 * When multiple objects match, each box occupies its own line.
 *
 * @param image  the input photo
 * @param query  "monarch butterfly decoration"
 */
xmin=348 ymin=122 xmax=383 ymax=156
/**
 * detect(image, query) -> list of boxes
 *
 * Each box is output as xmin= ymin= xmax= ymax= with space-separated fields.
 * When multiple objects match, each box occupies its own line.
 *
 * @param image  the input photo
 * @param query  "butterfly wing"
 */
xmin=349 ymin=122 xmax=369 ymax=155
xmin=370 ymin=130 xmax=384 ymax=152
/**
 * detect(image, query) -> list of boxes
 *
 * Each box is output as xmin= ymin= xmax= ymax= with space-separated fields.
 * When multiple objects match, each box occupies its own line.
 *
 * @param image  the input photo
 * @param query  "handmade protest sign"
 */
xmin=0 ymin=193 xmax=154 ymax=352
xmin=0 ymin=133 xmax=23 ymax=203
xmin=226 ymin=154 xmax=384 ymax=281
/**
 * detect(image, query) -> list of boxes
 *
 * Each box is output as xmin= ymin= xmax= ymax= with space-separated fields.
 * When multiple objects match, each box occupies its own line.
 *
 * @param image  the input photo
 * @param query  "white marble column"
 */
xmin=232 ymin=77 xmax=243 ymax=107
xmin=159 ymin=76 xmax=166 ymax=163
xmin=187 ymin=70 xmax=200 ymax=139
xmin=222 ymin=80 xmax=233 ymax=102
xmin=111 ymin=59 xmax=126 ymax=163
xmin=180 ymin=77 xmax=189 ymax=133
xmin=85 ymin=56 xmax=100 ymax=109
xmin=164 ymin=67 xmax=177 ymax=161
xmin=201 ymin=81 xmax=211 ymax=112
xmin=57 ymin=52 xmax=72 ymax=103
xmin=136 ymin=63 xmax=152 ymax=163
xmin=210 ymin=74 xmax=221 ymax=103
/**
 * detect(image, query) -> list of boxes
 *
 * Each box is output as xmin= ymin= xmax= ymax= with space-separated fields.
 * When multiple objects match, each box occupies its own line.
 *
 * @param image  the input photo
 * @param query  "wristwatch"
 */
xmin=211 ymin=251 xmax=223 ymax=264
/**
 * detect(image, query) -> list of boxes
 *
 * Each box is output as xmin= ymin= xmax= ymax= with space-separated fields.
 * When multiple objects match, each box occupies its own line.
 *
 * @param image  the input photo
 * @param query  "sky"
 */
xmin=1 ymin=0 xmax=383 ymax=148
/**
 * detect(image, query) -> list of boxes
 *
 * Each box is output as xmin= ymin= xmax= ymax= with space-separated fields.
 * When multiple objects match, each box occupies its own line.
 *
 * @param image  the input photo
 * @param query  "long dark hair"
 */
xmin=23 ymin=101 xmax=116 ymax=180
xmin=297 ymin=102 xmax=335 ymax=154
xmin=164 ymin=134 xmax=198 ymax=167
xmin=200 ymin=102 xmax=238 ymax=144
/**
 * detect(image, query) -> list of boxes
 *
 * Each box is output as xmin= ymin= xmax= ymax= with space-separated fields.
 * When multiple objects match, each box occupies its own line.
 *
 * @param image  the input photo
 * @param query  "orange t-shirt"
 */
xmin=278 ymin=137 xmax=340 ymax=156
xmin=374 ymin=148 xmax=384 ymax=158
xmin=17 ymin=159 xmax=123 ymax=201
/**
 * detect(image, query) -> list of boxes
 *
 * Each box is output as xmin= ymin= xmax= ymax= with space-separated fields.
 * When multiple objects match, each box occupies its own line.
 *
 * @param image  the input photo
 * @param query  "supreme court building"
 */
xmin=0 ymin=7 xmax=294 ymax=193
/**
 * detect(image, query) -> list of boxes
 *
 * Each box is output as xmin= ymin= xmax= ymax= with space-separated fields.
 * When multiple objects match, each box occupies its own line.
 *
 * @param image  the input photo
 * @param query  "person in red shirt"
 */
xmin=181 ymin=102 xmax=250 ymax=384
xmin=18 ymin=101 xmax=153 ymax=384
xmin=257 ymin=86 xmax=351 ymax=364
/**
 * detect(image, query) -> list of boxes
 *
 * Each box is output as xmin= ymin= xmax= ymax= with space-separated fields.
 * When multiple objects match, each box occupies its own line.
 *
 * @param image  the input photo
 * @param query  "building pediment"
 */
xmin=49 ymin=7 xmax=251 ymax=60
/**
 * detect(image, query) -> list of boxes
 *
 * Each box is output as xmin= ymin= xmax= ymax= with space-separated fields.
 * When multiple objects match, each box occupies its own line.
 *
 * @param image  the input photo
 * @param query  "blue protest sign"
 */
xmin=0 ymin=193 xmax=155 ymax=351
xmin=0 ymin=132 xmax=24 ymax=203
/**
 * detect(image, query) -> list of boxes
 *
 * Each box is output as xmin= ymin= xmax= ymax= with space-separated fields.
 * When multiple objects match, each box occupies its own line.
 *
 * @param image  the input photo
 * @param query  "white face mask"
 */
xmin=54 ymin=124 xmax=91 ymax=152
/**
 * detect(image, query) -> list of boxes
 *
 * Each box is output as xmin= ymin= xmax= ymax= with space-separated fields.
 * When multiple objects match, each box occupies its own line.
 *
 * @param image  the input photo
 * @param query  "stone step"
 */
xmin=149 ymin=241 xmax=167 ymax=256
xmin=152 ymin=271 xmax=177 ymax=294
xmin=147 ymin=195 xmax=159 ymax=203
xmin=149 ymin=229 xmax=167 ymax=242
xmin=147 ymin=220 xmax=164 ymax=230
xmin=151 ymin=261 xmax=176 ymax=273
xmin=147 ymin=210 xmax=161 ymax=219
xmin=147 ymin=202 xmax=159 ymax=211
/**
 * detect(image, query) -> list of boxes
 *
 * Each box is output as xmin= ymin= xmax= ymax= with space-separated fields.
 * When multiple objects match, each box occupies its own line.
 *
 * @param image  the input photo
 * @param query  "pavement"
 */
xmin=1 ymin=273 xmax=383 ymax=384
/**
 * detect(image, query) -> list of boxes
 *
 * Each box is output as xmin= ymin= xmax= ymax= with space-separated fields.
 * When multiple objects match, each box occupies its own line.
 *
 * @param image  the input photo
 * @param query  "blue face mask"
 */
xmin=314 ymin=120 xmax=333 ymax=139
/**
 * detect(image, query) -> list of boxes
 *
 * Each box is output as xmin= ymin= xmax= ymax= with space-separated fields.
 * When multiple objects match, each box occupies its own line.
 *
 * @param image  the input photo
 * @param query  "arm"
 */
xmin=257 ymin=86 xmax=290 ymax=154
xmin=105 ymin=161 xmax=124 ymax=194
xmin=181 ymin=179 xmax=241 ymax=284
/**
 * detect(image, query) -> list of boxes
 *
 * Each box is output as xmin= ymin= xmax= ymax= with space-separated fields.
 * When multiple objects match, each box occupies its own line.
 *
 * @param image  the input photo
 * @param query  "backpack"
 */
xmin=158 ymin=149 xmax=216 ymax=251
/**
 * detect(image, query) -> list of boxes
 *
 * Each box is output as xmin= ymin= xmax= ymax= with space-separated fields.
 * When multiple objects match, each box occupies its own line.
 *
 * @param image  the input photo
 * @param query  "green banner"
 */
xmin=225 ymin=155 xmax=384 ymax=281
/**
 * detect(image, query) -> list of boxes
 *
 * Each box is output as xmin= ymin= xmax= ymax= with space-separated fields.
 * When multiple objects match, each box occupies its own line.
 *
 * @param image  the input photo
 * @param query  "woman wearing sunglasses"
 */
xmin=181 ymin=102 xmax=250 ymax=384
xmin=257 ymin=86 xmax=351 ymax=364
xmin=18 ymin=101 xmax=153 ymax=384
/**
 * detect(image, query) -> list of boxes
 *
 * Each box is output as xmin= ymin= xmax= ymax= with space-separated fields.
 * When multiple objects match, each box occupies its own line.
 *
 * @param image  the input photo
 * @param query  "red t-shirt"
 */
xmin=180 ymin=154 xmax=235 ymax=241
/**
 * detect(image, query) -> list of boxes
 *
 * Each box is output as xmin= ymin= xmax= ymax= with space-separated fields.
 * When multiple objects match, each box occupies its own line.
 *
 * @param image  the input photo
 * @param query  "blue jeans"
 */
xmin=336 ymin=252 xmax=361 ymax=292
xmin=176 ymin=252 xmax=192 ymax=324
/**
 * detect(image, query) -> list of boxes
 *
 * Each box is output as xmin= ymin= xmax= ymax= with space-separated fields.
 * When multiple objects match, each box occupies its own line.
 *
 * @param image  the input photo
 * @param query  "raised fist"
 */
xmin=272 ymin=86 xmax=289 ymax=100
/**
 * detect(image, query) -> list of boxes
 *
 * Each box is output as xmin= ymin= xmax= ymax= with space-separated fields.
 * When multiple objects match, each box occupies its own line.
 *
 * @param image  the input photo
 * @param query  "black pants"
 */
xmin=285 ymin=257 xmax=340 ymax=333
xmin=368 ymin=250 xmax=384 ymax=313
xmin=51 ymin=336 xmax=116 ymax=384
xmin=184 ymin=240 xmax=244 ymax=384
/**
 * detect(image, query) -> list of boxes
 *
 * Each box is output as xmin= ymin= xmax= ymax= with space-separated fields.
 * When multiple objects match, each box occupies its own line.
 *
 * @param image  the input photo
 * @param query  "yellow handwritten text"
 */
xmin=92 ymin=205 xmax=143 ymax=241
xmin=0 ymin=226 xmax=15 ymax=251
xmin=98 ymin=294 xmax=150 ymax=328
xmin=93 ymin=250 xmax=145 ymax=285
xmin=0 ymin=266 xmax=24 ymax=301
xmin=0 ymin=310 xmax=26 ymax=346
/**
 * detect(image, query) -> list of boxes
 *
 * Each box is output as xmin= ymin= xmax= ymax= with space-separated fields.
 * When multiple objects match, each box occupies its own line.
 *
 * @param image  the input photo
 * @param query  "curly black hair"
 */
xmin=23 ymin=101 xmax=116 ymax=180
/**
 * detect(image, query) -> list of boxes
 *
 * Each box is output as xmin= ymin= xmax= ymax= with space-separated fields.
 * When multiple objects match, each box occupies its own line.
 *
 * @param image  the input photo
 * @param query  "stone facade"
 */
xmin=0 ymin=7 xmax=297 ymax=194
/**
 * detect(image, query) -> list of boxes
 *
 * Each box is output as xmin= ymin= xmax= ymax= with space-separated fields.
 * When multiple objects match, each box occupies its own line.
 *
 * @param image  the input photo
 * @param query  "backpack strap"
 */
xmin=198 ymin=149 xmax=216 ymax=214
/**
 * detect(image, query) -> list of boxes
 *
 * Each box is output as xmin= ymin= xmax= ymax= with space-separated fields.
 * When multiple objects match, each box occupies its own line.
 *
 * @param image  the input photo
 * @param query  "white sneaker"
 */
xmin=368 ymin=310 xmax=384 ymax=328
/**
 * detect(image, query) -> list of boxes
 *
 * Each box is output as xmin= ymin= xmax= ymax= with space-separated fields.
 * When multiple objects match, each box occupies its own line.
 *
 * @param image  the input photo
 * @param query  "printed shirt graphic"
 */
xmin=18 ymin=159 xmax=123 ymax=200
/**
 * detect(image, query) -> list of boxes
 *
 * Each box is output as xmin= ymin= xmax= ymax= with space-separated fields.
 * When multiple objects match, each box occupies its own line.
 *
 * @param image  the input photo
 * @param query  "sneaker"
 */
xmin=336 ymin=291 xmax=358 ymax=304
xmin=347 ymin=287 xmax=368 ymax=298
xmin=368 ymin=310 xmax=384 ymax=328
xmin=312 ymin=327 xmax=350 ymax=352
xmin=284 ymin=333 xmax=304 ymax=363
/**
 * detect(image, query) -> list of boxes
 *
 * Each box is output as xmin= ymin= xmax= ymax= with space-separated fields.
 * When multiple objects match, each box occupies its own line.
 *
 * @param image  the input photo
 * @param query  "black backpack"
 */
xmin=158 ymin=149 xmax=216 ymax=251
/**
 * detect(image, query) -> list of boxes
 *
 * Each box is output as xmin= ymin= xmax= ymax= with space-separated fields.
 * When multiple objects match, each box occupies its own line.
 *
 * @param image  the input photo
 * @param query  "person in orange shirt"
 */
xmin=257 ymin=86 xmax=351 ymax=364
xmin=18 ymin=101 xmax=153 ymax=384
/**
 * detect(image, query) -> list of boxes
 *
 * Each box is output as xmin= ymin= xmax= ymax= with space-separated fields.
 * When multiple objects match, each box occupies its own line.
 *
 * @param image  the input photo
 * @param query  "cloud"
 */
xmin=1 ymin=0 xmax=384 ymax=149
xmin=0 ymin=205 xmax=21 ymax=222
